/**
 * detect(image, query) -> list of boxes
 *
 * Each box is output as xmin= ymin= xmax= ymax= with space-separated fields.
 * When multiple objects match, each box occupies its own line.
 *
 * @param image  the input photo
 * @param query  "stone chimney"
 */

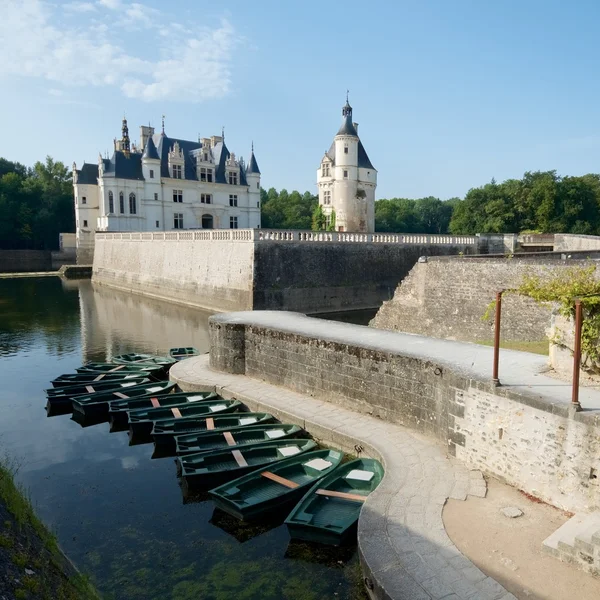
xmin=353 ymin=122 xmax=359 ymax=134
xmin=140 ymin=125 xmax=155 ymax=150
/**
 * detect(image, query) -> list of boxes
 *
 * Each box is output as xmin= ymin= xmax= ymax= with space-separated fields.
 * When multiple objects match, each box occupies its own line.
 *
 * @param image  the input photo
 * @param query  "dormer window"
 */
xmin=200 ymin=167 xmax=213 ymax=183
xmin=168 ymin=141 xmax=184 ymax=179
xmin=322 ymin=163 xmax=330 ymax=177
xmin=172 ymin=164 xmax=182 ymax=179
xmin=228 ymin=172 xmax=238 ymax=185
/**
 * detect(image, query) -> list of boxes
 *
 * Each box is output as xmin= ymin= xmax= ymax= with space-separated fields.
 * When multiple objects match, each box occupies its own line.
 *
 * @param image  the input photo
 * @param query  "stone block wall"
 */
xmin=253 ymin=241 xmax=473 ymax=314
xmin=0 ymin=249 xmax=52 ymax=273
xmin=93 ymin=231 xmax=478 ymax=314
xmin=555 ymin=234 xmax=600 ymax=252
xmin=371 ymin=256 xmax=600 ymax=343
xmin=209 ymin=311 xmax=600 ymax=512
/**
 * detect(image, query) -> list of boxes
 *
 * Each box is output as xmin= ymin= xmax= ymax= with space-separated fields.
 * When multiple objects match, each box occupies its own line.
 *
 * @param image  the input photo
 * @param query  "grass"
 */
xmin=477 ymin=339 xmax=549 ymax=356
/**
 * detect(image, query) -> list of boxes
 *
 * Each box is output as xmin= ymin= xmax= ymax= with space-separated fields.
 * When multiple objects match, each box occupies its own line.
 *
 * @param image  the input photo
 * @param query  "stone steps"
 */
xmin=542 ymin=512 xmax=600 ymax=576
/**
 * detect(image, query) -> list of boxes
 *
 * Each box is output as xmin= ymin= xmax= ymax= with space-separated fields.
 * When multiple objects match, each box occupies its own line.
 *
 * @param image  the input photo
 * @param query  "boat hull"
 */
xmin=209 ymin=449 xmax=343 ymax=522
xmin=152 ymin=414 xmax=277 ymax=451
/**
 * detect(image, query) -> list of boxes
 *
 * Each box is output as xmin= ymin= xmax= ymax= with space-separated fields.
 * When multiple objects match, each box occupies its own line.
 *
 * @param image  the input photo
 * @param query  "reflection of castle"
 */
xmin=317 ymin=97 xmax=377 ymax=232
xmin=73 ymin=118 xmax=261 ymax=261
xmin=77 ymin=281 xmax=211 ymax=364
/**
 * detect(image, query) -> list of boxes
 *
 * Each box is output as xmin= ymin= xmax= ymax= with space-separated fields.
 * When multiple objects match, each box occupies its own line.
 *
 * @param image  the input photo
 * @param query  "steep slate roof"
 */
xmin=336 ymin=113 xmax=359 ymax=137
xmin=326 ymin=139 xmax=375 ymax=170
xmin=101 ymin=151 xmax=144 ymax=180
xmin=247 ymin=151 xmax=260 ymax=174
xmin=76 ymin=163 xmax=99 ymax=184
xmin=142 ymin=136 xmax=160 ymax=160
xmin=152 ymin=134 xmax=248 ymax=185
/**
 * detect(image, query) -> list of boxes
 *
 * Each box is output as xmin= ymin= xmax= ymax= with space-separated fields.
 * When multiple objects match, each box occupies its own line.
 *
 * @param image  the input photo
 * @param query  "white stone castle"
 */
xmin=73 ymin=118 xmax=261 ymax=257
xmin=317 ymin=97 xmax=377 ymax=232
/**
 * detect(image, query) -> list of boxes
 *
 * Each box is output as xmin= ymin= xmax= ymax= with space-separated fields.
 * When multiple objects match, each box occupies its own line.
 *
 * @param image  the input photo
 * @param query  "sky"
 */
xmin=2 ymin=0 xmax=600 ymax=199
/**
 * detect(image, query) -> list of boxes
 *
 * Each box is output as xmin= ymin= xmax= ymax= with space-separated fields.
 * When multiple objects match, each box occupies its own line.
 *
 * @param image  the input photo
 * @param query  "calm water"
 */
xmin=0 ymin=278 xmax=366 ymax=600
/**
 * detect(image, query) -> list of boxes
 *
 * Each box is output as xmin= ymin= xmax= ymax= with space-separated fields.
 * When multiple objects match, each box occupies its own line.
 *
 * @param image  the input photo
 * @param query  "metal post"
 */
xmin=492 ymin=291 xmax=502 ymax=386
xmin=571 ymin=299 xmax=583 ymax=410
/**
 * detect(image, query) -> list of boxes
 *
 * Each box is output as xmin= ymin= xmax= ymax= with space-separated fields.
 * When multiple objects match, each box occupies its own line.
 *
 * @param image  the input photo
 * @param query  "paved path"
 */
xmin=171 ymin=355 xmax=517 ymax=600
xmin=204 ymin=311 xmax=600 ymax=411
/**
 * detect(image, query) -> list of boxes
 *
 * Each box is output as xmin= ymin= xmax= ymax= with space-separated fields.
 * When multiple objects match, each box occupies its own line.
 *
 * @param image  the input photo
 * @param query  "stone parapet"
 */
xmin=207 ymin=311 xmax=600 ymax=513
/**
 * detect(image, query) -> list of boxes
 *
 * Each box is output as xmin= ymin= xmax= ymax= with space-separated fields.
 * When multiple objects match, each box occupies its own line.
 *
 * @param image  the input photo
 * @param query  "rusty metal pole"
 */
xmin=571 ymin=299 xmax=583 ymax=410
xmin=492 ymin=291 xmax=502 ymax=386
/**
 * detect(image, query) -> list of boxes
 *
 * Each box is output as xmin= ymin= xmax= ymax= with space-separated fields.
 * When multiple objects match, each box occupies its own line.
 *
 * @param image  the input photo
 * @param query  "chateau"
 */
xmin=317 ymin=98 xmax=377 ymax=232
xmin=73 ymin=119 xmax=261 ymax=260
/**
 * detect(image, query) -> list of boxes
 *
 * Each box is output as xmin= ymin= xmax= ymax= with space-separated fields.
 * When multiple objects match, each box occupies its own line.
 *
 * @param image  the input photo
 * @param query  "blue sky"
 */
xmin=2 ymin=0 xmax=600 ymax=199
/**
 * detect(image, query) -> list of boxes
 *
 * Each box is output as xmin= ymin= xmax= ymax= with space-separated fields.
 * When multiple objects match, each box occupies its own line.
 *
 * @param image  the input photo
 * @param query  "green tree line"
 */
xmin=0 ymin=156 xmax=74 ymax=250
xmin=260 ymin=170 xmax=600 ymax=235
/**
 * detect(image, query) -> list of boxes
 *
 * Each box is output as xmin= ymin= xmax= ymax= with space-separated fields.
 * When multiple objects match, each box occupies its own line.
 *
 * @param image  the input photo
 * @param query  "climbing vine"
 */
xmin=484 ymin=265 xmax=600 ymax=364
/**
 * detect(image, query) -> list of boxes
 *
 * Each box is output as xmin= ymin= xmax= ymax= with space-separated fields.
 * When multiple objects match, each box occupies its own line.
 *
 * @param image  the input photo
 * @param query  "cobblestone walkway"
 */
xmin=171 ymin=356 xmax=517 ymax=600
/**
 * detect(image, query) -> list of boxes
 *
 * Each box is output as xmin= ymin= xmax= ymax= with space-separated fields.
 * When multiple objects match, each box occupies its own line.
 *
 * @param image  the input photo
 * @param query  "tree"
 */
xmin=312 ymin=204 xmax=326 ymax=231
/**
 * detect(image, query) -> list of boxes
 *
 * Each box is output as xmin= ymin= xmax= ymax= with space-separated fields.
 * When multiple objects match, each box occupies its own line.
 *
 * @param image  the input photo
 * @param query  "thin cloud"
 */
xmin=0 ymin=0 xmax=238 ymax=103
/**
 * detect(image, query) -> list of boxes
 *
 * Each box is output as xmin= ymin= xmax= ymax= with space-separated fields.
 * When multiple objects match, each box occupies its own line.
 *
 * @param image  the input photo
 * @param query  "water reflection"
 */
xmin=0 ymin=277 xmax=366 ymax=600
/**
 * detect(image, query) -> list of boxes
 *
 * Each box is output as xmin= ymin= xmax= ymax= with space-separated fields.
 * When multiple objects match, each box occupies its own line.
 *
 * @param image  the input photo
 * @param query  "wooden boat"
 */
xmin=175 ymin=424 xmax=305 ymax=456
xmin=112 ymin=353 xmax=175 ymax=366
xmin=46 ymin=377 xmax=150 ymax=414
xmin=152 ymin=413 xmax=277 ymax=452
xmin=178 ymin=439 xmax=318 ymax=490
xmin=284 ymin=458 xmax=384 ymax=546
xmin=74 ymin=363 xmax=165 ymax=376
xmin=169 ymin=347 xmax=200 ymax=361
xmin=107 ymin=391 xmax=219 ymax=431
xmin=209 ymin=449 xmax=343 ymax=521
xmin=47 ymin=377 xmax=150 ymax=398
xmin=128 ymin=400 xmax=243 ymax=441
xmin=71 ymin=381 xmax=176 ymax=419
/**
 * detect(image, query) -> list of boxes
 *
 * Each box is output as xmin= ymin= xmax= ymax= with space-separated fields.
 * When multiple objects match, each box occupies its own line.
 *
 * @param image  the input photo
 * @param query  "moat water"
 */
xmin=0 ymin=277 xmax=368 ymax=600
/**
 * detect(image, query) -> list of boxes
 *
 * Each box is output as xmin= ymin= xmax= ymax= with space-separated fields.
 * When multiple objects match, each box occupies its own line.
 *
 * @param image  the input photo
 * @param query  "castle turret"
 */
xmin=316 ymin=97 xmax=377 ymax=232
xmin=246 ymin=143 xmax=261 ymax=228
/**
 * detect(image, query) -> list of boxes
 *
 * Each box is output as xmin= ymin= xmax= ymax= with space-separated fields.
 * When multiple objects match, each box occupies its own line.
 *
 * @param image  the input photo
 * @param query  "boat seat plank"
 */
xmin=261 ymin=471 xmax=299 ymax=488
xmin=93 ymin=374 xmax=106 ymax=382
xmin=113 ymin=392 xmax=129 ymax=399
xmin=85 ymin=386 xmax=95 ymax=393
xmin=171 ymin=407 xmax=182 ymax=418
xmin=206 ymin=417 xmax=215 ymax=430
xmin=150 ymin=397 xmax=160 ymax=408
xmin=223 ymin=431 xmax=236 ymax=446
xmin=109 ymin=366 xmax=125 ymax=372
xmin=232 ymin=450 xmax=248 ymax=467
xmin=315 ymin=489 xmax=366 ymax=502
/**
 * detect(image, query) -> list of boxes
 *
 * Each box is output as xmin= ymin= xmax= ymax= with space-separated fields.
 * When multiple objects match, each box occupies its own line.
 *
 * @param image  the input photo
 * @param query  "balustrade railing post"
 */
xmin=571 ymin=299 xmax=583 ymax=411
xmin=492 ymin=290 xmax=503 ymax=386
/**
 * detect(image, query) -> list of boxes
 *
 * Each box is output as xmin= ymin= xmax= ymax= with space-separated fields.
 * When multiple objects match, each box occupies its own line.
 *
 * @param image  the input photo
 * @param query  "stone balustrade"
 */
xmin=95 ymin=229 xmax=478 ymax=246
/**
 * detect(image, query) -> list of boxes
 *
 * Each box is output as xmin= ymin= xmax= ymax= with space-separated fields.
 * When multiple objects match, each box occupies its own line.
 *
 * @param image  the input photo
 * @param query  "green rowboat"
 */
xmin=75 ymin=363 xmax=165 ymax=376
xmin=178 ymin=439 xmax=318 ymax=491
xmin=127 ymin=399 xmax=243 ymax=441
xmin=175 ymin=424 xmax=304 ymax=456
xmin=209 ymin=449 xmax=343 ymax=521
xmin=71 ymin=381 xmax=176 ymax=419
xmin=168 ymin=347 xmax=200 ymax=361
xmin=46 ymin=377 xmax=150 ymax=415
xmin=112 ymin=353 xmax=175 ymax=366
xmin=151 ymin=413 xmax=277 ymax=452
xmin=107 ymin=391 xmax=219 ymax=431
xmin=284 ymin=458 xmax=384 ymax=546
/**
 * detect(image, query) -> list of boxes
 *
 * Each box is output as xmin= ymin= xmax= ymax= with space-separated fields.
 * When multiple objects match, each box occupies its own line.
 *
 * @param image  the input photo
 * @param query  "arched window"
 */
xmin=119 ymin=192 xmax=124 ymax=214
xmin=201 ymin=214 xmax=214 ymax=229
xmin=108 ymin=191 xmax=114 ymax=213
xmin=129 ymin=192 xmax=137 ymax=215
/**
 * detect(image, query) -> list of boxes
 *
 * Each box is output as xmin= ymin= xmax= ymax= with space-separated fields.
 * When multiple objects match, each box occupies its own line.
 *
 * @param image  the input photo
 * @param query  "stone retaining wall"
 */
xmin=209 ymin=312 xmax=600 ymax=513
xmin=0 ymin=249 xmax=52 ymax=273
xmin=371 ymin=255 xmax=600 ymax=343
xmin=92 ymin=230 xmax=478 ymax=314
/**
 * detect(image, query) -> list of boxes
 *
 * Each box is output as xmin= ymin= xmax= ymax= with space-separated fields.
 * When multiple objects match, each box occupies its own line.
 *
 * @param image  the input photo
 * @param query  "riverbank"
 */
xmin=0 ymin=458 xmax=100 ymax=600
